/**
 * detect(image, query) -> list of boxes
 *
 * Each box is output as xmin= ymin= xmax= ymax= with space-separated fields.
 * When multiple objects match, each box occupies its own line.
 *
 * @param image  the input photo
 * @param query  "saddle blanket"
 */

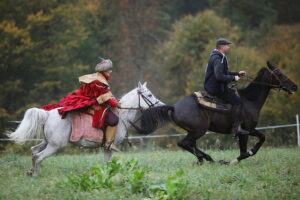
xmin=193 ymin=91 xmax=232 ymax=112
xmin=70 ymin=112 xmax=103 ymax=143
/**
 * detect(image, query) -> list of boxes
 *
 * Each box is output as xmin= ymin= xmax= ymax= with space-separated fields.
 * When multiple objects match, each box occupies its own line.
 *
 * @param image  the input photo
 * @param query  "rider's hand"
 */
xmin=239 ymin=71 xmax=246 ymax=77
xmin=234 ymin=75 xmax=240 ymax=81
xmin=108 ymin=99 xmax=120 ymax=107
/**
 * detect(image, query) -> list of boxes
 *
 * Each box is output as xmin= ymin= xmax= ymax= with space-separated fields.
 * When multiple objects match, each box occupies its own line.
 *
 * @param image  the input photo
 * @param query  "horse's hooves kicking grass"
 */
xmin=196 ymin=160 xmax=204 ymax=165
xmin=27 ymin=169 xmax=34 ymax=176
xmin=218 ymin=160 xmax=230 ymax=165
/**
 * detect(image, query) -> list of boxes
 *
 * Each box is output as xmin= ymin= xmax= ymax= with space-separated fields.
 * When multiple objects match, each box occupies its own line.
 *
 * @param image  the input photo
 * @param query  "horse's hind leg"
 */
xmin=31 ymin=140 xmax=47 ymax=155
xmin=177 ymin=131 xmax=214 ymax=164
xmin=28 ymin=144 xmax=59 ymax=176
xmin=29 ymin=140 xmax=48 ymax=174
xmin=194 ymin=145 xmax=214 ymax=163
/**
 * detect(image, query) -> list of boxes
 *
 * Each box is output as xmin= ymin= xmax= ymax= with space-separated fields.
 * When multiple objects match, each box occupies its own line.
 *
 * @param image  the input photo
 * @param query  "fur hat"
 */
xmin=95 ymin=58 xmax=113 ymax=72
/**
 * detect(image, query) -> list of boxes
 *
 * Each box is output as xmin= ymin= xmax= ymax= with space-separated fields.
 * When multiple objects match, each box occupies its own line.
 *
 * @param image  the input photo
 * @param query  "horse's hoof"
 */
xmin=26 ymin=169 xmax=34 ymax=176
xmin=197 ymin=160 xmax=204 ymax=165
xmin=110 ymin=144 xmax=121 ymax=152
xmin=229 ymin=159 xmax=239 ymax=165
xmin=218 ymin=160 xmax=230 ymax=165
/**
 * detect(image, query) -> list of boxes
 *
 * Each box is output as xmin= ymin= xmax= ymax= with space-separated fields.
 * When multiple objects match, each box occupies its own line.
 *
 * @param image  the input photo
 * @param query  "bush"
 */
xmin=62 ymin=157 xmax=188 ymax=200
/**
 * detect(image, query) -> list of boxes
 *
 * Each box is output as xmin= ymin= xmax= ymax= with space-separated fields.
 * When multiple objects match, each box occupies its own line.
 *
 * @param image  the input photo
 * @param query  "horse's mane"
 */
xmin=238 ymin=68 xmax=268 ymax=100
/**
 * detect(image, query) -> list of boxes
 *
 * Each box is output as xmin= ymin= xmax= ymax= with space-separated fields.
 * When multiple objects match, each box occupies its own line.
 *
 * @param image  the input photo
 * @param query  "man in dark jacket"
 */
xmin=204 ymin=38 xmax=248 ymax=134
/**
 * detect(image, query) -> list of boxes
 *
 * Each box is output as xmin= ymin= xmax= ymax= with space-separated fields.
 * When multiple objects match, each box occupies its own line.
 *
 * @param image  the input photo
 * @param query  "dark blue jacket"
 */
xmin=204 ymin=50 xmax=238 ymax=95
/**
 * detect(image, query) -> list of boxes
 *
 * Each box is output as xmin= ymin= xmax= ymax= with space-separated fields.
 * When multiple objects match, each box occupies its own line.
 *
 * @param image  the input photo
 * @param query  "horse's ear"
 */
xmin=267 ymin=61 xmax=272 ymax=68
xmin=143 ymin=82 xmax=147 ymax=88
xmin=138 ymin=81 xmax=142 ymax=89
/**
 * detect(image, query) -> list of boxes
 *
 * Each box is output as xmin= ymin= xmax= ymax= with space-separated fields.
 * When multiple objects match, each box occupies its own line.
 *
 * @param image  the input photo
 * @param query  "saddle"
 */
xmin=70 ymin=111 xmax=103 ymax=148
xmin=193 ymin=91 xmax=232 ymax=112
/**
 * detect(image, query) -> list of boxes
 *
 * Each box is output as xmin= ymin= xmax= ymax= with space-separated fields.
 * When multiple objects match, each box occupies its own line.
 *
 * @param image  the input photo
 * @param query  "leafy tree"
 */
xmin=1 ymin=0 xmax=299 ymax=147
xmin=0 ymin=1 xmax=91 ymax=136
xmin=209 ymin=0 xmax=277 ymax=29
xmin=270 ymin=0 xmax=300 ymax=24
xmin=260 ymin=24 xmax=300 ymax=127
xmin=161 ymin=0 xmax=210 ymax=21
xmin=158 ymin=10 xmax=241 ymax=101
xmin=111 ymin=0 xmax=170 ymax=93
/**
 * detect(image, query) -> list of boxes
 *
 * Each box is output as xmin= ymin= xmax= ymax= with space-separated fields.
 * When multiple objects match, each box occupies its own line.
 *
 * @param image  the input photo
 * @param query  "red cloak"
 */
xmin=42 ymin=72 xmax=119 ymax=128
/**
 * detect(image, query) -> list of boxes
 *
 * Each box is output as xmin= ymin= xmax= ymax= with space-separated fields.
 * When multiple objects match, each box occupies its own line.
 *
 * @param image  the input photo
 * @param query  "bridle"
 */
xmin=266 ymin=67 xmax=289 ymax=87
xmin=137 ymin=90 xmax=160 ymax=111
xmin=119 ymin=89 xmax=160 ymax=112
xmin=240 ymin=66 xmax=287 ymax=90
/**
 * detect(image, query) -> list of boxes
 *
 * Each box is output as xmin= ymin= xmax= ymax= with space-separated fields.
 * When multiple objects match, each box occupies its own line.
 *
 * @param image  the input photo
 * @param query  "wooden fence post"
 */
xmin=297 ymin=114 xmax=300 ymax=147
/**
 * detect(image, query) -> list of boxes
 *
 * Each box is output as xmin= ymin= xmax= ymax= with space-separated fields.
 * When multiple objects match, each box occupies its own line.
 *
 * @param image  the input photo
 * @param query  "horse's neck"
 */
xmin=118 ymin=89 xmax=139 ymax=126
xmin=239 ymin=71 xmax=271 ymax=111
xmin=248 ymin=85 xmax=270 ymax=110
xmin=119 ymin=109 xmax=138 ymax=126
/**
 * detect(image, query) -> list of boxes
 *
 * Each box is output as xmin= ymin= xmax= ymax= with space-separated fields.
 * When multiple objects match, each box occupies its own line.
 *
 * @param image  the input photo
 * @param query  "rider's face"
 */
xmin=217 ymin=45 xmax=230 ymax=54
xmin=104 ymin=70 xmax=112 ymax=76
xmin=222 ymin=45 xmax=230 ymax=53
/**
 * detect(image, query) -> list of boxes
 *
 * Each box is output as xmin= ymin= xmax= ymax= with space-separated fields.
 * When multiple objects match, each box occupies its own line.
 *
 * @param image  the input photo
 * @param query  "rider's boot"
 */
xmin=104 ymin=125 xmax=121 ymax=152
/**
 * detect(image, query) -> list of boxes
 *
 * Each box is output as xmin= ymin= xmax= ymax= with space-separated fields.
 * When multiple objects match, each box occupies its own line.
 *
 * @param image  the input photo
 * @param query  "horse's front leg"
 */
xmin=248 ymin=129 xmax=265 ymax=156
xmin=231 ymin=134 xmax=251 ymax=164
xmin=223 ymin=129 xmax=265 ymax=165
xmin=104 ymin=149 xmax=112 ymax=162
xmin=219 ymin=134 xmax=250 ymax=165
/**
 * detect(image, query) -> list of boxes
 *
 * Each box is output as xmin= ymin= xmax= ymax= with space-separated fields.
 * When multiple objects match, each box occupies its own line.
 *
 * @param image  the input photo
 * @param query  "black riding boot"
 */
xmin=232 ymin=106 xmax=249 ymax=135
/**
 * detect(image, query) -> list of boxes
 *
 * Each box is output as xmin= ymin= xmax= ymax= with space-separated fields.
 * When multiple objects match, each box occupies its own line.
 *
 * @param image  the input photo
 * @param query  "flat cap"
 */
xmin=216 ymin=38 xmax=232 ymax=46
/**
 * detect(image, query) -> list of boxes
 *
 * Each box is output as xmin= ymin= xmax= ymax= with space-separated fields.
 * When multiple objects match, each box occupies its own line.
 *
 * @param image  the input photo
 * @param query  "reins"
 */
xmin=240 ymin=75 xmax=282 ymax=88
xmin=238 ymin=67 xmax=285 ymax=89
xmin=118 ymin=107 xmax=142 ymax=110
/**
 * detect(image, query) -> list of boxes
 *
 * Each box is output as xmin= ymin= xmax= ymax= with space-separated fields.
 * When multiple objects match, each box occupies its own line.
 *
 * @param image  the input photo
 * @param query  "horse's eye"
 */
xmin=148 ymin=94 xmax=153 ymax=97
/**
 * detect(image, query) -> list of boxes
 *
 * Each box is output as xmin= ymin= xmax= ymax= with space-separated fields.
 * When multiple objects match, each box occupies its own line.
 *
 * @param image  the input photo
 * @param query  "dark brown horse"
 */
xmin=132 ymin=62 xmax=298 ymax=164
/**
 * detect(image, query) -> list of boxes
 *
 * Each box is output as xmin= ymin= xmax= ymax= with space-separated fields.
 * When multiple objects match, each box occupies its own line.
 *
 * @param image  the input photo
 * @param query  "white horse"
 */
xmin=8 ymin=82 xmax=163 ymax=176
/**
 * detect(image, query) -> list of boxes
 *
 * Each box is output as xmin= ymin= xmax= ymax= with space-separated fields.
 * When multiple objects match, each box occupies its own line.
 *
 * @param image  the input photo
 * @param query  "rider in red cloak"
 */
xmin=42 ymin=58 xmax=120 ymax=151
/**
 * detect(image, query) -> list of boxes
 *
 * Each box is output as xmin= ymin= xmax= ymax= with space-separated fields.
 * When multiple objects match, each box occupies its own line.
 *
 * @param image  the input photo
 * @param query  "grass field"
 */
xmin=0 ymin=147 xmax=299 ymax=200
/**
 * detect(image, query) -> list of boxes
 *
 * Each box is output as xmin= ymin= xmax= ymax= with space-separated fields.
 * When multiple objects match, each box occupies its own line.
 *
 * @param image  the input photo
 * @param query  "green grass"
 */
xmin=0 ymin=148 xmax=299 ymax=200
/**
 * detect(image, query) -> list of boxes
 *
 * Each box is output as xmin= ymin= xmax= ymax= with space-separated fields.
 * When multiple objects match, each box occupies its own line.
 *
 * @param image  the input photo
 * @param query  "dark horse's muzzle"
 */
xmin=291 ymin=84 xmax=298 ymax=92
xmin=284 ymin=84 xmax=298 ymax=94
xmin=282 ymin=84 xmax=297 ymax=94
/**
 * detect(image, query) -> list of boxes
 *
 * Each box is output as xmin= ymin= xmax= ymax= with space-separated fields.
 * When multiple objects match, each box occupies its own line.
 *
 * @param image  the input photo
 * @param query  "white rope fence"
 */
xmin=128 ymin=123 xmax=298 ymax=139
xmin=297 ymin=114 xmax=300 ymax=147
xmin=1 ymin=120 xmax=299 ymax=146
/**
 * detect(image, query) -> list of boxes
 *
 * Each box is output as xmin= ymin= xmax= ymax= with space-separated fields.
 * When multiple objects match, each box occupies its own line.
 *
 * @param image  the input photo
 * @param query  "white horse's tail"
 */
xmin=7 ymin=108 xmax=49 ymax=144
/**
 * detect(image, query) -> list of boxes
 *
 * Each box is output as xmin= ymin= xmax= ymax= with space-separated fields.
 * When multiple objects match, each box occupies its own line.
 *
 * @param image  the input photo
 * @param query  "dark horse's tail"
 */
xmin=131 ymin=105 xmax=174 ymax=135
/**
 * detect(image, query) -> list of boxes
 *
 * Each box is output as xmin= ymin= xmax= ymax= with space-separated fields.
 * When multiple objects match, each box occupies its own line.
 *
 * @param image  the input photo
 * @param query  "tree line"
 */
xmin=1 ymin=0 xmax=299 ymax=146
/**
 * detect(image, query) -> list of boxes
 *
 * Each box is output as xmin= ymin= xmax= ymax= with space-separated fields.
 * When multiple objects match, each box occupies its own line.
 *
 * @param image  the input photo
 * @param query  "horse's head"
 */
xmin=136 ymin=82 xmax=164 ymax=109
xmin=266 ymin=61 xmax=297 ymax=94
